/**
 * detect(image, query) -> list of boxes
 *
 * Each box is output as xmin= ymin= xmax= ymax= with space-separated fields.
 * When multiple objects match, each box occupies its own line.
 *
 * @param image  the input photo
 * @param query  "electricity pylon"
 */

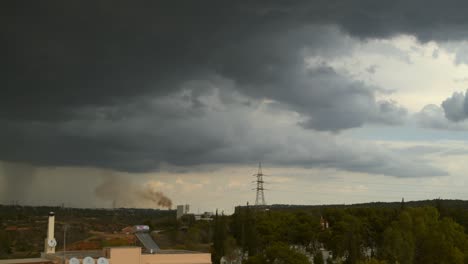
xmin=254 ymin=162 xmax=266 ymax=206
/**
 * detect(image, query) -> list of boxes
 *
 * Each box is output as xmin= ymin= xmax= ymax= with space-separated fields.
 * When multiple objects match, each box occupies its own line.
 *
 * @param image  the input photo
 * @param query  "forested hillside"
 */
xmin=212 ymin=199 xmax=468 ymax=264
xmin=3 ymin=199 xmax=468 ymax=264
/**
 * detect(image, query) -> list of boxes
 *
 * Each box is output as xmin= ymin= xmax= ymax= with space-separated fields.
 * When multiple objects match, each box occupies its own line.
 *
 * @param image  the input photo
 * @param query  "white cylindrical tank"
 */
xmin=47 ymin=212 xmax=55 ymax=240
xmin=44 ymin=211 xmax=57 ymax=254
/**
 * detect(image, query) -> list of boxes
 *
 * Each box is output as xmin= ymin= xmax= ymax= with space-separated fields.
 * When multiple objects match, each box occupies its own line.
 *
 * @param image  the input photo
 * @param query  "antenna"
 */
xmin=253 ymin=162 xmax=266 ymax=206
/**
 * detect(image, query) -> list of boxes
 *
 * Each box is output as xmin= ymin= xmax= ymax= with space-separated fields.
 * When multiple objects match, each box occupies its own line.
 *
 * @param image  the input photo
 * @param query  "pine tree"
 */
xmin=212 ymin=209 xmax=227 ymax=264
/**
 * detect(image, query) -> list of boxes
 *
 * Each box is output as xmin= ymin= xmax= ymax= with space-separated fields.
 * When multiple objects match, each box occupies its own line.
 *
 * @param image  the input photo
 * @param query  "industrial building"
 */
xmin=0 ymin=212 xmax=211 ymax=264
xmin=176 ymin=204 xmax=190 ymax=219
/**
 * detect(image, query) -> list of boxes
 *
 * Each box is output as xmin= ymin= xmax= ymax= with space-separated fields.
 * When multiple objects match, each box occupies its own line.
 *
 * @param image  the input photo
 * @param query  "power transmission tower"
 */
xmin=253 ymin=162 xmax=266 ymax=206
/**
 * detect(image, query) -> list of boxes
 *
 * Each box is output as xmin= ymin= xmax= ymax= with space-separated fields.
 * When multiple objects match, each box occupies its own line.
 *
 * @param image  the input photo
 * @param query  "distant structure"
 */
xmin=194 ymin=212 xmax=214 ymax=221
xmin=320 ymin=216 xmax=329 ymax=230
xmin=176 ymin=204 xmax=190 ymax=219
xmin=175 ymin=204 xmax=213 ymax=221
xmin=253 ymin=162 xmax=266 ymax=206
xmin=44 ymin=212 xmax=57 ymax=254
xmin=0 ymin=212 xmax=211 ymax=264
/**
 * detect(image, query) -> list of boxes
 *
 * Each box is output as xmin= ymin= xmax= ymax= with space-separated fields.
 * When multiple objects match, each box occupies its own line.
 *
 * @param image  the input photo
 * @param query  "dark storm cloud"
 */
xmin=3 ymin=0 xmax=468 ymax=121
xmin=0 ymin=86 xmax=445 ymax=178
xmin=0 ymin=0 xmax=459 ymax=176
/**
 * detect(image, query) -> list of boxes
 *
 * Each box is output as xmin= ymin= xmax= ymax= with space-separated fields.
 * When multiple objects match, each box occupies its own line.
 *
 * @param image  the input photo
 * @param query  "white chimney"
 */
xmin=44 ymin=212 xmax=57 ymax=254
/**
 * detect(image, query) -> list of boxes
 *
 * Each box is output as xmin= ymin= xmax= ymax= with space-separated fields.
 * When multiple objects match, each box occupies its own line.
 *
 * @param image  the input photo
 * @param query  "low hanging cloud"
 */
xmin=249 ymin=64 xmax=408 ymax=131
xmin=0 ymin=86 xmax=445 ymax=178
xmin=4 ymin=1 xmax=466 ymax=125
xmin=3 ymin=0 xmax=465 ymax=187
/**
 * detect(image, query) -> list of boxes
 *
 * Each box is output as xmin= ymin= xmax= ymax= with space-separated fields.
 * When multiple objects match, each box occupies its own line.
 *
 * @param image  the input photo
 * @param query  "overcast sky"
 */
xmin=3 ymin=1 xmax=468 ymax=213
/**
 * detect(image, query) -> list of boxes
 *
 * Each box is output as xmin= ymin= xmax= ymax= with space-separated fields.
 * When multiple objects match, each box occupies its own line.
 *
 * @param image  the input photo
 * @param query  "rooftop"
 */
xmin=157 ymin=249 xmax=206 ymax=254
xmin=0 ymin=259 xmax=51 ymax=264
xmin=49 ymin=248 xmax=207 ymax=260
xmin=49 ymin=250 xmax=103 ymax=259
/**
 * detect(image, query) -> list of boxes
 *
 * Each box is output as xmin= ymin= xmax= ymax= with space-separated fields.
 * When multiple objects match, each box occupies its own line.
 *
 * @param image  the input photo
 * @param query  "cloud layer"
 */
xmin=0 ymin=85 xmax=445 ymax=178
xmin=4 ymin=0 xmax=468 ymax=121
xmin=3 ymin=1 xmax=467 ymax=180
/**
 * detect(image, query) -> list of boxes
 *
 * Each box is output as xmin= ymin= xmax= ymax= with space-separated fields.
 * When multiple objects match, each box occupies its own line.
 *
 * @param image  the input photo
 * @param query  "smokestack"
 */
xmin=44 ymin=212 xmax=57 ymax=254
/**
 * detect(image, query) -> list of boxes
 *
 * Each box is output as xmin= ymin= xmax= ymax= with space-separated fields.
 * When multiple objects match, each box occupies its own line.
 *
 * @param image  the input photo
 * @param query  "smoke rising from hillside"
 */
xmin=137 ymin=188 xmax=172 ymax=208
xmin=95 ymin=173 xmax=172 ymax=209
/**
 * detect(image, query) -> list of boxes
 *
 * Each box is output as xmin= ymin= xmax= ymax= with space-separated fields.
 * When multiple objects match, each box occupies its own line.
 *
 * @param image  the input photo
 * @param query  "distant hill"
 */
xmin=239 ymin=199 xmax=468 ymax=211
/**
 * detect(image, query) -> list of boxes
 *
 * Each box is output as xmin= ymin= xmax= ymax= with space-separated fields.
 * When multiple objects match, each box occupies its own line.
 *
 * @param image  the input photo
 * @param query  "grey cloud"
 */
xmin=200 ymin=24 xmax=406 ymax=132
xmin=394 ymin=145 xmax=445 ymax=156
xmin=441 ymin=90 xmax=468 ymax=122
xmin=359 ymin=41 xmax=412 ymax=64
xmin=0 ymin=86 xmax=243 ymax=171
xmin=256 ymin=131 xmax=446 ymax=178
xmin=1 ymin=0 xmax=462 ymax=175
xmin=0 ymin=87 xmax=444 ymax=178
xmin=454 ymin=46 xmax=468 ymax=65
xmin=3 ymin=5 xmax=407 ymax=132
xmin=415 ymin=104 xmax=468 ymax=131
xmin=366 ymin=65 xmax=378 ymax=74
xmin=416 ymin=90 xmax=468 ymax=131
xmin=371 ymin=100 xmax=408 ymax=125
xmin=3 ymin=0 xmax=468 ymax=122
xmin=321 ymin=0 xmax=468 ymax=42
xmin=237 ymin=64 xmax=408 ymax=132
xmin=388 ymin=143 xmax=468 ymax=157
xmin=441 ymin=42 xmax=468 ymax=65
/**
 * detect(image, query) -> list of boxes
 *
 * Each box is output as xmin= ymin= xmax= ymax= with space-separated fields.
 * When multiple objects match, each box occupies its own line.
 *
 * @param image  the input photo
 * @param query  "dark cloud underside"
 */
xmin=3 ymin=0 xmax=468 ymax=121
xmin=1 ymin=0 xmax=460 ymax=176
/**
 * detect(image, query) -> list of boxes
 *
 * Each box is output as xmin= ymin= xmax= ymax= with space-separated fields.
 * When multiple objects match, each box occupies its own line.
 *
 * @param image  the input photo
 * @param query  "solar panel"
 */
xmin=135 ymin=233 xmax=160 ymax=253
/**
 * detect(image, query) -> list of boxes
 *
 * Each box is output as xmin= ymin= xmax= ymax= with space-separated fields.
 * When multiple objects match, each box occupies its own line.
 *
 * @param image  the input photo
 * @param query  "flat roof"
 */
xmin=155 ymin=250 xmax=207 ymax=254
xmin=51 ymin=248 xmax=207 ymax=258
xmin=51 ymin=250 xmax=104 ymax=259
xmin=0 ymin=258 xmax=51 ymax=264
